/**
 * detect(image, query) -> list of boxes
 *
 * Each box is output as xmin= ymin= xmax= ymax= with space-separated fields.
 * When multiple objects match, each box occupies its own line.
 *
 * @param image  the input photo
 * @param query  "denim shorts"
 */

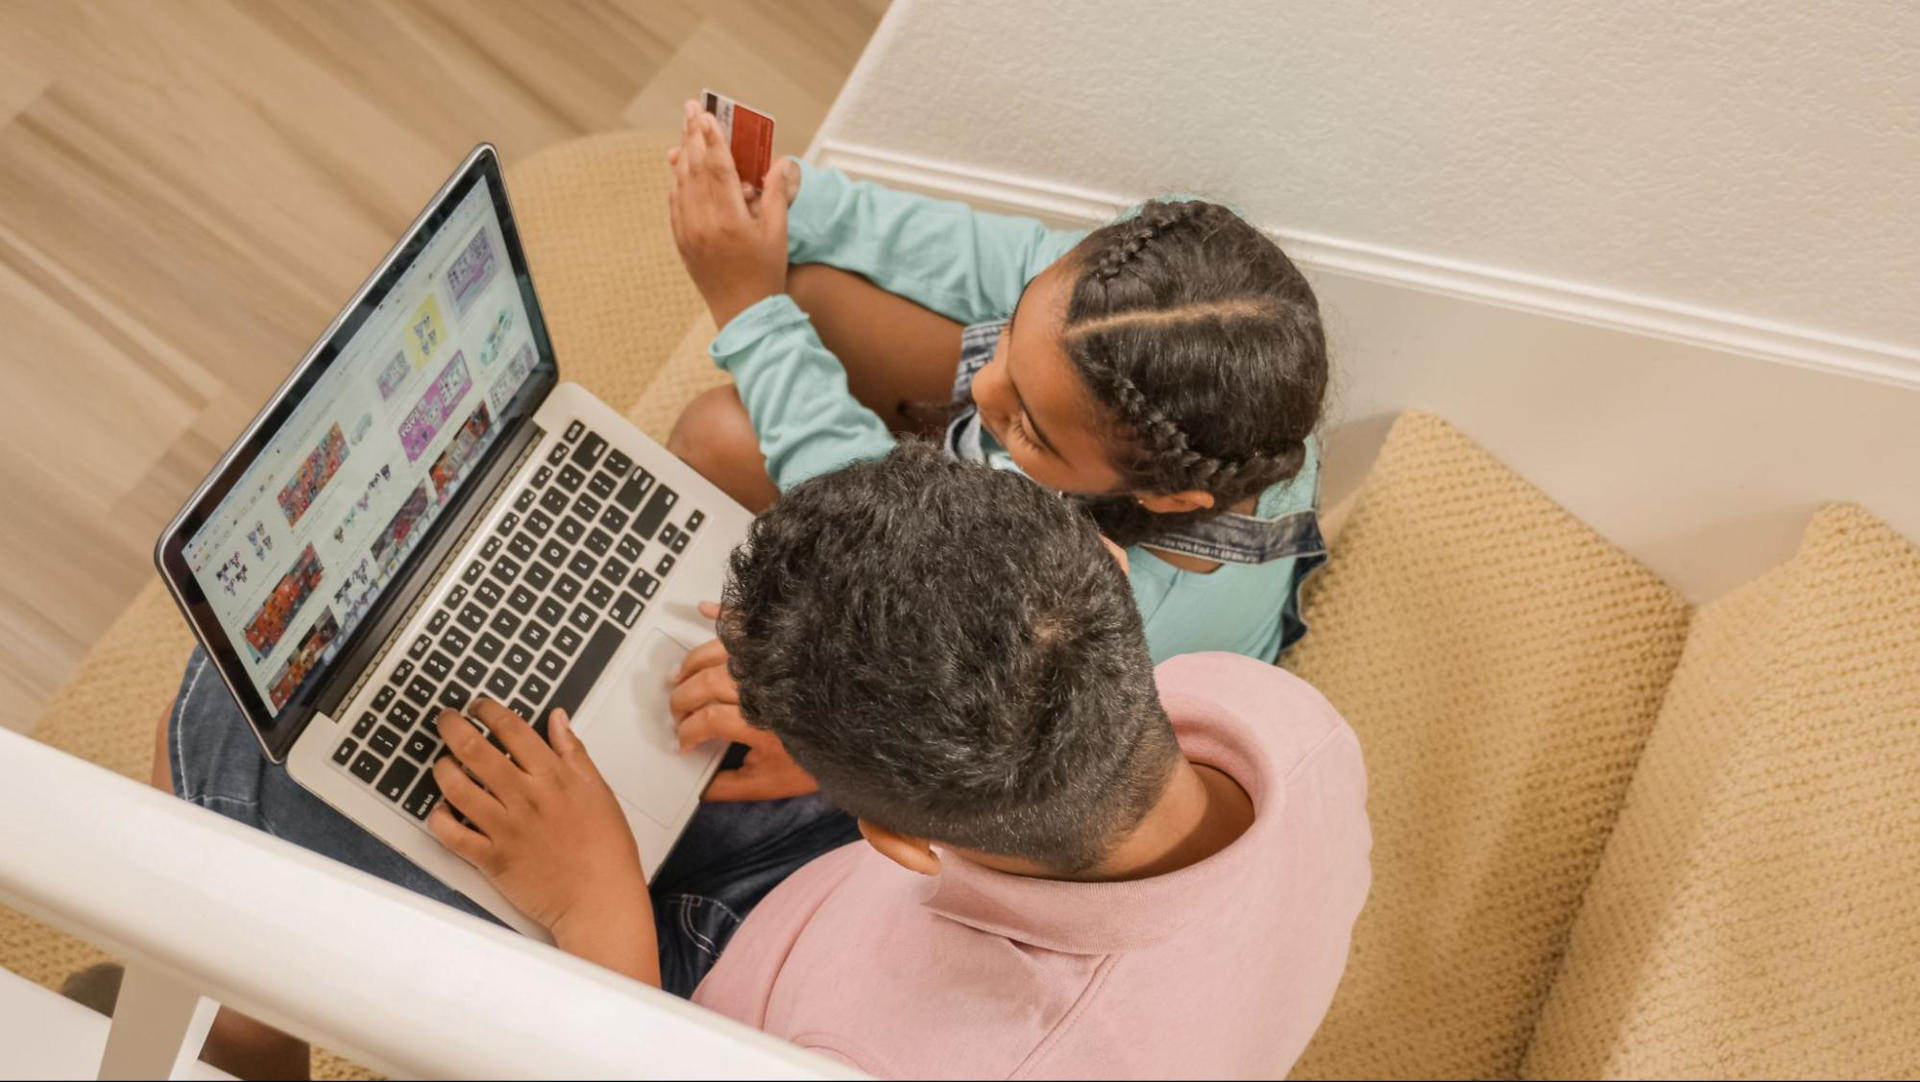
xmin=168 ymin=646 xmax=860 ymax=997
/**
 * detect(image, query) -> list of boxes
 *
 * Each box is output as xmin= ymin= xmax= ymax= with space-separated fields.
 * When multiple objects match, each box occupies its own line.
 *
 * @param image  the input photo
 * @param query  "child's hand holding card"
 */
xmin=667 ymin=96 xmax=795 ymax=330
xmin=702 ymin=89 xmax=776 ymax=191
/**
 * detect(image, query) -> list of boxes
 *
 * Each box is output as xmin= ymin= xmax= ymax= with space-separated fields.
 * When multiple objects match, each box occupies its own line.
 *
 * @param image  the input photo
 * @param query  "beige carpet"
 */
xmin=1521 ymin=503 xmax=1920 ymax=1079
xmin=1282 ymin=411 xmax=1693 ymax=1080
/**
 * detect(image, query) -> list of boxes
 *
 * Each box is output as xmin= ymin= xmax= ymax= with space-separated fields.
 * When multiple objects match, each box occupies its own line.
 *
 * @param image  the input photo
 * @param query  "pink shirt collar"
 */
xmin=914 ymin=676 xmax=1280 ymax=955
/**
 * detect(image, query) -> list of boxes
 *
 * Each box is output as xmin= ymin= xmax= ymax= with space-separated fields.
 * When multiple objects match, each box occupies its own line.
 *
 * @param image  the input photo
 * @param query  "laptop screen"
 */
xmin=179 ymin=170 xmax=546 ymax=720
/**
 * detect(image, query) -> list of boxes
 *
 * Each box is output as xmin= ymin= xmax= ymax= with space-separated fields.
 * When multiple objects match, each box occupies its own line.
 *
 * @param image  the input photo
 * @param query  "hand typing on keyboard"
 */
xmin=670 ymin=601 xmax=819 ymax=802
xmin=428 ymin=699 xmax=660 ymax=986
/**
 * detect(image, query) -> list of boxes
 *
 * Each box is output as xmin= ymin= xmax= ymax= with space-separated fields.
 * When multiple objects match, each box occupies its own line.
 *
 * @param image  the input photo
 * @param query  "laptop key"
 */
xmin=377 ymin=758 xmax=419 ymax=803
xmin=610 ymin=592 xmax=644 ymax=628
xmin=438 ymin=682 xmax=470 ymax=710
xmin=535 ymin=597 xmax=566 ymax=627
xmin=520 ymin=674 xmax=552 ymax=703
xmin=372 ymin=686 xmax=395 ymax=711
xmin=513 ymin=488 xmax=536 ymax=513
xmin=350 ymin=751 xmax=384 ymax=783
xmin=571 ymin=431 xmax=607 ymax=469
xmin=547 ymin=442 xmax=569 ymax=465
xmin=456 ymin=657 xmax=487 ymax=687
xmin=573 ymin=493 xmax=602 ymax=521
xmin=403 ymin=732 xmax=436 ymax=764
xmin=600 ymin=505 xmax=629 ymax=533
xmin=556 ymin=516 xmax=585 ymax=544
xmin=557 ymin=464 xmax=585 ymax=492
xmin=507 ymin=534 xmax=536 ymax=561
xmin=686 ymin=509 xmax=705 ymax=532
xmin=567 ymin=551 xmax=597 ymax=579
xmin=587 ymin=471 xmax=616 ymax=499
xmin=525 ymin=509 xmax=553 ymax=537
xmin=440 ymin=627 xmax=471 ymax=655
xmin=474 ymin=632 xmax=504 ymax=663
xmin=489 ymin=609 xmax=522 ymax=639
xmin=553 ymin=574 xmax=582 ymax=603
xmin=630 ymin=570 xmax=658 ymax=598
xmin=496 ymin=513 xmax=520 ymax=536
xmin=604 ymin=449 xmax=632 ymax=476
xmin=633 ymin=485 xmax=678 ymax=539
xmin=586 ymin=580 xmax=613 ymax=608
xmin=613 ymin=470 xmax=653 ymax=511
xmin=615 ymin=534 xmax=642 ymax=562
xmin=446 ymin=585 xmax=467 ymax=608
xmin=539 ymin=488 xmax=568 ymax=515
xmin=462 ymin=560 xmax=485 ymax=584
xmin=423 ymin=651 xmax=454 ymax=681
xmin=405 ymin=676 xmax=436 ymax=706
xmin=457 ymin=603 xmax=487 ymax=632
xmin=352 ymin=711 xmax=377 ymax=738
xmin=669 ymin=532 xmax=688 ymax=553
xmin=656 ymin=554 xmax=675 ymax=577
xmin=486 ymin=670 xmax=517 ymax=700
xmin=333 ymin=738 xmax=358 ymax=766
xmin=554 ymin=627 xmax=583 ymax=656
xmin=585 ymin=528 xmax=612 ymax=556
xmin=599 ymin=557 xmax=629 ymax=586
xmin=480 ymin=536 xmax=502 ymax=560
xmin=540 ymin=539 xmax=567 ymax=567
xmin=509 ymin=698 xmax=537 ymax=721
xmin=369 ymin=725 xmax=401 ymax=757
xmin=474 ymin=579 xmax=504 ymax=608
xmin=547 ymin=624 xmax=627 ymax=733
xmin=660 ymin=524 xmax=681 ymax=548
xmin=535 ymin=651 xmax=566 ymax=680
xmin=491 ymin=556 xmax=522 ymax=585
xmin=525 ymin=560 xmax=553 ymax=590
xmin=393 ymin=660 xmax=415 ymax=683
xmin=520 ymin=620 xmax=550 ymax=650
xmin=505 ymin=644 xmax=534 ymax=674
xmin=388 ymin=701 xmax=421 ymax=731
xmin=426 ymin=610 xmax=449 ymax=634
xmin=563 ymin=420 xmax=584 ymax=443
xmin=507 ymin=584 xmax=536 ymax=615
xmin=402 ymin=772 xmax=441 ymax=820
xmin=568 ymin=604 xmax=597 ymax=633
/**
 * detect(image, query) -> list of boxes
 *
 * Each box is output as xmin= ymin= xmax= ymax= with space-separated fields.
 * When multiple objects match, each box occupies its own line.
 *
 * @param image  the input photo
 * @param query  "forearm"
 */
xmin=711 ymin=295 xmax=897 ymax=491
xmin=550 ymin=887 xmax=661 ymax=988
xmin=786 ymin=159 xmax=1085 ymax=324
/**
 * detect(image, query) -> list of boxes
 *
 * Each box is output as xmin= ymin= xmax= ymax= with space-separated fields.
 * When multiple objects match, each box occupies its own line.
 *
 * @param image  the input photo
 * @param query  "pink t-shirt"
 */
xmin=692 ymin=652 xmax=1372 ymax=1078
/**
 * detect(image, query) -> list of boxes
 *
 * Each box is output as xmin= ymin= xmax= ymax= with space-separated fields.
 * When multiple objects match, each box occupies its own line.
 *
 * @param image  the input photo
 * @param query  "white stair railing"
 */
xmin=0 ymin=726 xmax=859 ymax=1080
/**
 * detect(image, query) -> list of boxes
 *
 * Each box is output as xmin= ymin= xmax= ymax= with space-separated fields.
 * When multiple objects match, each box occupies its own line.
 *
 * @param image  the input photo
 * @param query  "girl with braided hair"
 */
xmin=666 ymin=103 xmax=1326 ymax=681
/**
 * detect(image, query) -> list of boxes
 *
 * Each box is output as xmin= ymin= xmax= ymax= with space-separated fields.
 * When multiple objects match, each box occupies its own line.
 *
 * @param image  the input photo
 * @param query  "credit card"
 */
xmin=701 ymin=88 xmax=776 ymax=186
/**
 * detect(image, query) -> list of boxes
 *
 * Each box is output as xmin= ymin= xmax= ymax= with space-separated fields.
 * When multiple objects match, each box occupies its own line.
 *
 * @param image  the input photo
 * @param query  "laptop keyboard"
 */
xmin=330 ymin=419 xmax=709 ymax=823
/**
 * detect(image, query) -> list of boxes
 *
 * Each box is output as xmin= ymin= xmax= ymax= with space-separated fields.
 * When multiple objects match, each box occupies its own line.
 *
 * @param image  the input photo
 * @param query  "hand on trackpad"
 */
xmin=574 ymin=630 xmax=721 ymax=826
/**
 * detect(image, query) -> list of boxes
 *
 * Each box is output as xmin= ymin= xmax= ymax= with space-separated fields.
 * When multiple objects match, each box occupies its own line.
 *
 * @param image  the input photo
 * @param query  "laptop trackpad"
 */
xmin=575 ymin=630 xmax=717 ymax=827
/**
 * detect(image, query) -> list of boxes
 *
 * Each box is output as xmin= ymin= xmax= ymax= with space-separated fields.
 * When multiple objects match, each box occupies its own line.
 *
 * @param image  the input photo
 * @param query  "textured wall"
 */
xmin=822 ymin=0 xmax=1920 ymax=346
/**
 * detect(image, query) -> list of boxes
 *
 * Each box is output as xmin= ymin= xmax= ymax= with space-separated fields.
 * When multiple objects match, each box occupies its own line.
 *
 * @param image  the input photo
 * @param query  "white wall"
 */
xmin=820 ymin=0 xmax=1920 ymax=354
xmin=813 ymin=0 xmax=1920 ymax=600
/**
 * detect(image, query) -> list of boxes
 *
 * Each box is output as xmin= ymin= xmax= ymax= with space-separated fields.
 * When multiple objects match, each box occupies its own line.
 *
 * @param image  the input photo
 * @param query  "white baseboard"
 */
xmin=810 ymin=139 xmax=1920 ymax=601
xmin=814 ymin=140 xmax=1920 ymax=392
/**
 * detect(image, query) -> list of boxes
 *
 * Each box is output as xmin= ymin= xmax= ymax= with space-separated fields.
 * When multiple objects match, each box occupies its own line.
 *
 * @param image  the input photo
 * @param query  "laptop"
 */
xmin=156 ymin=145 xmax=747 ymax=937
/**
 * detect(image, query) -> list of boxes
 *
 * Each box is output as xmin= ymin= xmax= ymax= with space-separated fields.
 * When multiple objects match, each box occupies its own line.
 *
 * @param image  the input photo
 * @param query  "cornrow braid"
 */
xmin=1061 ymin=198 xmax=1328 ymax=548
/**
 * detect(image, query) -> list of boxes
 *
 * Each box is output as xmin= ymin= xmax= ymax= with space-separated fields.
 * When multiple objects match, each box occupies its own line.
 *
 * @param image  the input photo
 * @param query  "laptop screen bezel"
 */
xmin=154 ymin=145 xmax=559 ymax=762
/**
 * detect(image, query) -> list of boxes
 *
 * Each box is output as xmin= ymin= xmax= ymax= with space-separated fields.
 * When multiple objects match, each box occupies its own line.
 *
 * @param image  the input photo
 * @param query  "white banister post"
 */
xmin=96 ymin=965 xmax=219 ymax=1081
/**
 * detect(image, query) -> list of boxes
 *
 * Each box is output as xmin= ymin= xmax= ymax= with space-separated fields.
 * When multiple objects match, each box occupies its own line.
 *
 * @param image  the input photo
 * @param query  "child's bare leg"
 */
xmin=149 ymin=709 xmax=310 ymax=1081
xmin=667 ymin=265 xmax=967 ymax=506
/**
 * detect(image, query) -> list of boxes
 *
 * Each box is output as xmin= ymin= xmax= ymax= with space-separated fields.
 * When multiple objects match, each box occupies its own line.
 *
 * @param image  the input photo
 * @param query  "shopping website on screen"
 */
xmin=185 ymin=179 xmax=541 ymax=711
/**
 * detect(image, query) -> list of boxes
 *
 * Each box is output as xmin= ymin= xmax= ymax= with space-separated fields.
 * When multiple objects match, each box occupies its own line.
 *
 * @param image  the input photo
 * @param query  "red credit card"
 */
xmin=701 ymin=89 xmax=775 ymax=186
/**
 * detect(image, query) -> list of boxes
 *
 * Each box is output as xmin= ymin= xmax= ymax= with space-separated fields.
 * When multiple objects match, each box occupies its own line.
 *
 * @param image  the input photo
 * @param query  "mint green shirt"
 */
xmin=709 ymin=161 xmax=1319 ymax=663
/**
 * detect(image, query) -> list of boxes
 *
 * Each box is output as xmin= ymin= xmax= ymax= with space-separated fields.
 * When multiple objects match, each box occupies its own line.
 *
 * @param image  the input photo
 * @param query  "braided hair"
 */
xmin=1063 ymin=199 xmax=1328 ymax=547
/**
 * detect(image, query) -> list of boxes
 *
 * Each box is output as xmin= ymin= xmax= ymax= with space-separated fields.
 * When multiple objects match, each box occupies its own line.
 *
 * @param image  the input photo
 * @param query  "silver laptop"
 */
xmin=156 ymin=145 xmax=746 ymax=937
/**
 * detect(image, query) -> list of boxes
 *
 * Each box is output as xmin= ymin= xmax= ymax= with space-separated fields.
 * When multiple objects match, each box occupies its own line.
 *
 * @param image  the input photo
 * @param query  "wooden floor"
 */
xmin=0 ymin=0 xmax=885 ymax=731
